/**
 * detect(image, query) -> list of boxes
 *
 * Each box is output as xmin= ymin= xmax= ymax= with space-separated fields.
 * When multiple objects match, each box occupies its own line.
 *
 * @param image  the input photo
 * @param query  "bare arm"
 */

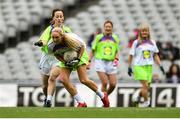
xmin=89 ymin=50 xmax=94 ymax=62
xmin=128 ymin=55 xmax=133 ymax=67
xmin=86 ymin=49 xmax=94 ymax=69
xmin=37 ymin=26 xmax=52 ymax=46
xmin=154 ymin=53 xmax=161 ymax=66
xmin=154 ymin=53 xmax=165 ymax=74
xmin=115 ymin=51 xmax=120 ymax=60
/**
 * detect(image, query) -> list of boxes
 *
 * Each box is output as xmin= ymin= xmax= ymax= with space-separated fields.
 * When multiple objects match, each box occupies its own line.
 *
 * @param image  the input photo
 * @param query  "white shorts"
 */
xmin=39 ymin=53 xmax=59 ymax=75
xmin=94 ymin=59 xmax=117 ymax=74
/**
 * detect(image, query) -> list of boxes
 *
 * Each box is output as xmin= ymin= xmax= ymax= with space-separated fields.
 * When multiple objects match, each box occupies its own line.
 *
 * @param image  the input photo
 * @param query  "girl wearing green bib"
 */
xmin=128 ymin=23 xmax=165 ymax=107
xmin=88 ymin=20 xmax=120 ymax=95
xmin=34 ymin=9 xmax=72 ymax=107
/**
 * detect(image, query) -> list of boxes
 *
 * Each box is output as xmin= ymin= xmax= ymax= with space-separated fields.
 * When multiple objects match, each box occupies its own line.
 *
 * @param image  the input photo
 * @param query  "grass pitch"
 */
xmin=0 ymin=107 xmax=179 ymax=118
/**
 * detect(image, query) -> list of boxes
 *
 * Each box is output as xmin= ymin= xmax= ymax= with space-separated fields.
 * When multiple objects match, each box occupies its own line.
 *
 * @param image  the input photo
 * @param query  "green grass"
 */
xmin=0 ymin=107 xmax=179 ymax=118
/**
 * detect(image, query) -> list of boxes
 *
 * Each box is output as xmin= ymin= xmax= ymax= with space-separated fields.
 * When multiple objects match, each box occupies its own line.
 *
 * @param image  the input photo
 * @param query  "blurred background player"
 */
xmin=34 ymin=9 xmax=71 ymax=107
xmin=88 ymin=20 xmax=120 ymax=95
xmin=47 ymin=27 xmax=110 ymax=107
xmin=128 ymin=23 xmax=165 ymax=107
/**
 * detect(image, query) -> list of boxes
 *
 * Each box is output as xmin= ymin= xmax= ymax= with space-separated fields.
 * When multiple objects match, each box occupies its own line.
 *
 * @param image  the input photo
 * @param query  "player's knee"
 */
xmin=143 ymin=85 xmax=149 ymax=91
xmin=59 ymin=76 xmax=69 ymax=84
xmin=110 ymin=82 xmax=116 ymax=88
xmin=79 ymin=79 xmax=86 ymax=84
xmin=102 ymin=81 xmax=108 ymax=87
xmin=79 ymin=78 xmax=88 ymax=84
xmin=49 ymin=74 xmax=58 ymax=82
xmin=142 ymin=82 xmax=148 ymax=90
xmin=48 ymin=77 xmax=55 ymax=84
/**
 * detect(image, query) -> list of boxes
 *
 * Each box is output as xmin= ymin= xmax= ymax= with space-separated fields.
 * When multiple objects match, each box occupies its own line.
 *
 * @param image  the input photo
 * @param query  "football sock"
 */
xmin=47 ymin=95 xmax=53 ymax=101
xmin=96 ymin=89 xmax=104 ymax=99
xmin=73 ymin=94 xmax=84 ymax=103
xmin=144 ymin=100 xmax=150 ymax=106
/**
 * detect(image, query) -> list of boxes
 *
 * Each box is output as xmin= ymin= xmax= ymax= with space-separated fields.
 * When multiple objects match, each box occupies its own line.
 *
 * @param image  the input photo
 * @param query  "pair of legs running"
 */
xmin=47 ymin=64 xmax=110 ymax=107
xmin=97 ymin=72 xmax=117 ymax=95
xmin=41 ymin=66 xmax=60 ymax=107
xmin=137 ymin=80 xmax=150 ymax=107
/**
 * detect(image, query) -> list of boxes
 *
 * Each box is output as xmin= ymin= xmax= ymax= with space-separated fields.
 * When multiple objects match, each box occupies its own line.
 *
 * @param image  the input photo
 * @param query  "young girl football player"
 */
xmin=48 ymin=27 xmax=110 ymax=107
xmin=128 ymin=23 xmax=165 ymax=107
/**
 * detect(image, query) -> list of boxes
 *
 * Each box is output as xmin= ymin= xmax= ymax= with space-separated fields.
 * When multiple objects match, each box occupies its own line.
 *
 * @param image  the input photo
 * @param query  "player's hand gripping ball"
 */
xmin=63 ymin=50 xmax=78 ymax=62
xmin=64 ymin=50 xmax=80 ymax=67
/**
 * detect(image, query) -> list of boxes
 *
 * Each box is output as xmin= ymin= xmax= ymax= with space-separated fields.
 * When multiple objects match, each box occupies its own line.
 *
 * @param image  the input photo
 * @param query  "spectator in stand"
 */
xmin=166 ymin=64 xmax=180 ymax=83
xmin=87 ymin=28 xmax=102 ymax=49
xmin=128 ymin=28 xmax=139 ymax=48
xmin=156 ymin=41 xmax=164 ymax=59
xmin=162 ymin=42 xmax=180 ymax=61
xmin=152 ymin=74 xmax=162 ymax=83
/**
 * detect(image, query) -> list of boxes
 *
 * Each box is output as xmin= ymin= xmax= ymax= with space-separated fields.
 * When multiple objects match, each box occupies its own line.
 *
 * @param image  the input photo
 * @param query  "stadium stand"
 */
xmin=0 ymin=0 xmax=179 ymax=84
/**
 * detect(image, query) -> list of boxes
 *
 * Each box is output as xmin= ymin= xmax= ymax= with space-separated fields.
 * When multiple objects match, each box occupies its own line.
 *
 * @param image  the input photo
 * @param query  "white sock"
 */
xmin=73 ymin=94 xmax=84 ymax=103
xmin=96 ymin=89 xmax=104 ymax=99
xmin=47 ymin=95 xmax=53 ymax=101
xmin=145 ymin=99 xmax=150 ymax=105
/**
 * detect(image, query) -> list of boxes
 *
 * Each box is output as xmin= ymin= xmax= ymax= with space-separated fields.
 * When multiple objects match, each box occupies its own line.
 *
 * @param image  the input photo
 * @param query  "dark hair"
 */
xmin=166 ymin=63 xmax=180 ymax=78
xmin=50 ymin=9 xmax=64 ymax=24
xmin=51 ymin=9 xmax=64 ymax=19
xmin=104 ymin=20 xmax=113 ymax=27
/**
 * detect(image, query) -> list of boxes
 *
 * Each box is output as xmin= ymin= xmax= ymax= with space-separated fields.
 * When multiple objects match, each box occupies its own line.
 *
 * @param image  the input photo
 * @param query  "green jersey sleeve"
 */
xmin=39 ymin=26 xmax=51 ymax=45
xmin=38 ymin=26 xmax=51 ymax=53
xmin=112 ymin=34 xmax=121 ymax=52
xmin=63 ymin=25 xmax=72 ymax=33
